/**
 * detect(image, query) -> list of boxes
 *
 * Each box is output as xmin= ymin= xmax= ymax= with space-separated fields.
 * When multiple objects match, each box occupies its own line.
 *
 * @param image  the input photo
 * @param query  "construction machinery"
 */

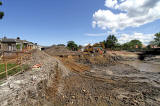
xmin=83 ymin=43 xmax=106 ymax=55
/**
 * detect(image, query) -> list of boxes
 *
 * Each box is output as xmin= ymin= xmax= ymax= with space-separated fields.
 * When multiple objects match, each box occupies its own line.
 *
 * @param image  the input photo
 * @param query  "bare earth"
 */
xmin=0 ymin=49 xmax=160 ymax=106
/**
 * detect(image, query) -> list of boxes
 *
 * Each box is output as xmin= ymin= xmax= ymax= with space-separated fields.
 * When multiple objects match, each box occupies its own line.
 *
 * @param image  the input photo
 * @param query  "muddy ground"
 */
xmin=43 ymin=52 xmax=160 ymax=106
xmin=0 ymin=50 xmax=160 ymax=106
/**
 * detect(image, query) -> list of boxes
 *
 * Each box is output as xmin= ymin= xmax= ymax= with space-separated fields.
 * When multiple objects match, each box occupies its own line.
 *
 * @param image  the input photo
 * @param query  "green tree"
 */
xmin=105 ymin=35 xmax=118 ymax=49
xmin=16 ymin=44 xmax=21 ymax=50
xmin=0 ymin=1 xmax=4 ymax=19
xmin=129 ymin=40 xmax=142 ymax=49
xmin=67 ymin=41 xmax=78 ymax=51
xmin=122 ymin=42 xmax=130 ymax=50
xmin=154 ymin=32 xmax=160 ymax=46
xmin=114 ymin=43 xmax=122 ymax=50
xmin=122 ymin=40 xmax=142 ymax=51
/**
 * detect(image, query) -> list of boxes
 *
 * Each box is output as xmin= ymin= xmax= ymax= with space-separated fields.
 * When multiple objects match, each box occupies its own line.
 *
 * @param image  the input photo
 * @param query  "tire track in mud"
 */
xmin=59 ymin=57 xmax=116 ymax=84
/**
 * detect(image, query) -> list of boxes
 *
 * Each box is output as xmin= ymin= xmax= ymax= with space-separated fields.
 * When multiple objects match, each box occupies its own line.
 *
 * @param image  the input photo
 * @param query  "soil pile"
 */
xmin=74 ymin=53 xmax=121 ymax=67
xmin=107 ymin=51 xmax=138 ymax=61
xmin=44 ymin=45 xmax=77 ymax=56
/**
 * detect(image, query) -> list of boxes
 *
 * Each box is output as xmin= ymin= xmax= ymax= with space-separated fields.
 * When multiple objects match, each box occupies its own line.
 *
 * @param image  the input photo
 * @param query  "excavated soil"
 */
xmin=47 ymin=73 xmax=160 ymax=106
xmin=0 ymin=49 xmax=160 ymax=106
xmin=44 ymin=51 xmax=160 ymax=106
xmin=0 ymin=50 xmax=70 ymax=106
xmin=44 ymin=45 xmax=79 ymax=56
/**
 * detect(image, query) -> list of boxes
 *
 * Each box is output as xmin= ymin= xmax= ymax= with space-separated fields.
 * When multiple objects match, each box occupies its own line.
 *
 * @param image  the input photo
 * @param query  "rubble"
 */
xmin=0 ymin=49 xmax=70 ymax=106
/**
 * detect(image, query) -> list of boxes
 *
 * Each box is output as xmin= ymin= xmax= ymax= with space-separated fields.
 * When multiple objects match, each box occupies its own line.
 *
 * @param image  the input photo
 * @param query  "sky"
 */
xmin=0 ymin=0 xmax=160 ymax=46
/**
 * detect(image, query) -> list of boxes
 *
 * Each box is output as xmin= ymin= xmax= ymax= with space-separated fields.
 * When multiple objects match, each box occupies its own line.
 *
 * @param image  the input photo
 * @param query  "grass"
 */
xmin=0 ymin=63 xmax=30 ymax=80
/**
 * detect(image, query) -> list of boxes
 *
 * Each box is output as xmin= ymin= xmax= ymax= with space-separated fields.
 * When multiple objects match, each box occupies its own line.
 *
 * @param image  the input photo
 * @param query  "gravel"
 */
xmin=0 ymin=49 xmax=70 ymax=106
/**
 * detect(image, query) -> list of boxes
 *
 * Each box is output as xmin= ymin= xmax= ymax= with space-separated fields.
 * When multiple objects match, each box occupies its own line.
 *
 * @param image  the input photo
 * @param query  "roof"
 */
xmin=1 ymin=38 xmax=17 ymax=43
xmin=1 ymin=37 xmax=34 ymax=44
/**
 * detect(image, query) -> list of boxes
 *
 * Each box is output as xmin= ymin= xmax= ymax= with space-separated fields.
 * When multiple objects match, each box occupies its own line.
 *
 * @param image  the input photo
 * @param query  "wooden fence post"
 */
xmin=5 ymin=62 xmax=8 ymax=79
xmin=2 ymin=52 xmax=5 ymax=62
xmin=20 ymin=56 xmax=23 ymax=72
xmin=16 ymin=52 xmax=19 ymax=64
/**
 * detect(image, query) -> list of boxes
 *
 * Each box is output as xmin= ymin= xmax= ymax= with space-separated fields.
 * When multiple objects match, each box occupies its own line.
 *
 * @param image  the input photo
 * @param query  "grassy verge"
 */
xmin=0 ymin=63 xmax=30 ymax=80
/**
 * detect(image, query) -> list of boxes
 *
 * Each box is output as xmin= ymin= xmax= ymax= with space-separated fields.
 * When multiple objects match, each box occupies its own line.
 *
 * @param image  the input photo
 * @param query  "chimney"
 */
xmin=17 ymin=37 xmax=20 ymax=40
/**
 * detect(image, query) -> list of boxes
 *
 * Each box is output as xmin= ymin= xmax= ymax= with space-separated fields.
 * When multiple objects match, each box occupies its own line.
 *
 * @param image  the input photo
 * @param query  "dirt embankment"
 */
xmin=0 ymin=49 xmax=70 ymax=106
xmin=44 ymin=45 xmax=79 ymax=56
xmin=107 ymin=51 xmax=139 ymax=61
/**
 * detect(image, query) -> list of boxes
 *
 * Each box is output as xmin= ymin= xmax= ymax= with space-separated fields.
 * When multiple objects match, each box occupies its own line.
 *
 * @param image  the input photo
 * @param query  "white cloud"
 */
xmin=92 ymin=21 xmax=97 ymax=28
xmin=105 ymin=0 xmax=118 ymax=8
xmin=93 ymin=0 xmax=160 ymax=32
xmin=118 ymin=32 xmax=155 ymax=45
xmin=85 ymin=33 xmax=106 ymax=37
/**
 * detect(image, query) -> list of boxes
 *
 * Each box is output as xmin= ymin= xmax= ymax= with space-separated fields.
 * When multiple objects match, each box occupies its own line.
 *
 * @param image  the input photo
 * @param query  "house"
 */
xmin=0 ymin=37 xmax=38 ymax=51
xmin=135 ymin=44 xmax=146 ymax=49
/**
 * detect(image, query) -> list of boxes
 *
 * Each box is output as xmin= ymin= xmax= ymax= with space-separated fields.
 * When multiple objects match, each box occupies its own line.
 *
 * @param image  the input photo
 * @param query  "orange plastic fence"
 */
xmin=0 ymin=51 xmax=32 ymax=79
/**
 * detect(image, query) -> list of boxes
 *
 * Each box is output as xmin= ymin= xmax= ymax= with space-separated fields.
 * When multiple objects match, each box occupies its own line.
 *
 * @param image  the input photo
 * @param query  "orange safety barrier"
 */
xmin=0 ymin=51 xmax=32 ymax=80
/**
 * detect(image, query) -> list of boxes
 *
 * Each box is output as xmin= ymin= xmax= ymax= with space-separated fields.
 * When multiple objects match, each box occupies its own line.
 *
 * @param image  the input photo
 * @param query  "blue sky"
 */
xmin=0 ymin=0 xmax=160 ymax=46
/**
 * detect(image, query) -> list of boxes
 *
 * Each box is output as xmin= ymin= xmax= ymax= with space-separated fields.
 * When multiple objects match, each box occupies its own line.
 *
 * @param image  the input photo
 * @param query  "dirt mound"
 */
xmin=74 ymin=54 xmax=121 ymax=67
xmin=44 ymin=46 xmax=76 ymax=56
xmin=0 ymin=49 xmax=70 ymax=106
xmin=107 ymin=51 xmax=138 ymax=61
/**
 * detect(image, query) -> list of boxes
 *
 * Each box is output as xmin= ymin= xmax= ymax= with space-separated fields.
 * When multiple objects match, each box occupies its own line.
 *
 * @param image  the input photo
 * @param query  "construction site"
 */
xmin=0 ymin=45 xmax=160 ymax=106
xmin=1 ymin=0 xmax=160 ymax=105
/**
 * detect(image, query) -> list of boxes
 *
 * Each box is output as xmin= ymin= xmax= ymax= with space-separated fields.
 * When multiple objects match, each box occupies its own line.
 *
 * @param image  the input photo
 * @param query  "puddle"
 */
xmin=121 ymin=60 xmax=160 ymax=73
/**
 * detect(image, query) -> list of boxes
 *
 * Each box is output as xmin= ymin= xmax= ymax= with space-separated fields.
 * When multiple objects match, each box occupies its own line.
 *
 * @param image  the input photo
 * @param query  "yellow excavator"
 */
xmin=84 ymin=44 xmax=94 ymax=54
xmin=83 ymin=43 xmax=106 ymax=55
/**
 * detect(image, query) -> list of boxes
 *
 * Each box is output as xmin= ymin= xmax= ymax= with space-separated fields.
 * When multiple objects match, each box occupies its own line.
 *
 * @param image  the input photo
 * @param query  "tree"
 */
xmin=129 ymin=40 xmax=142 ymax=49
xmin=105 ymin=35 xmax=118 ymax=49
xmin=114 ymin=43 xmax=122 ymax=50
xmin=154 ymin=32 xmax=160 ymax=46
xmin=67 ymin=41 xmax=78 ymax=51
xmin=0 ymin=1 xmax=4 ymax=19
xmin=122 ymin=42 xmax=130 ymax=50
xmin=16 ymin=44 xmax=21 ymax=50
xmin=122 ymin=40 xmax=142 ymax=51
